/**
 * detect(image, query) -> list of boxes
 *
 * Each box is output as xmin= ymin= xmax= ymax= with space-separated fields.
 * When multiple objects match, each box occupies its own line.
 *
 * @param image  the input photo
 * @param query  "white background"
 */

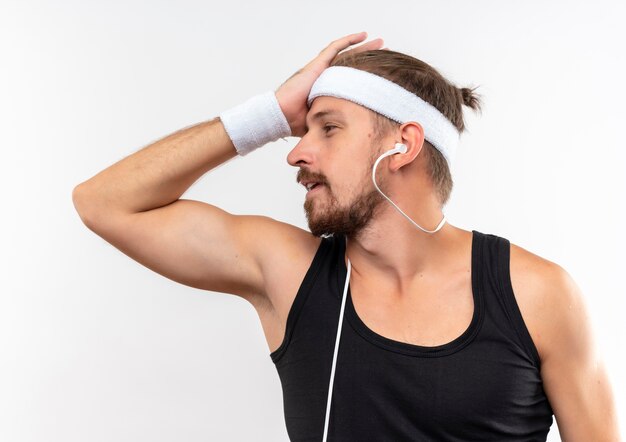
xmin=1 ymin=0 xmax=624 ymax=440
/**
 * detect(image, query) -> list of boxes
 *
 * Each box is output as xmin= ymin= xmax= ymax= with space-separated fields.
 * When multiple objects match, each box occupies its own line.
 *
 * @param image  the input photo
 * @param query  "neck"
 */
xmin=345 ymin=195 xmax=468 ymax=296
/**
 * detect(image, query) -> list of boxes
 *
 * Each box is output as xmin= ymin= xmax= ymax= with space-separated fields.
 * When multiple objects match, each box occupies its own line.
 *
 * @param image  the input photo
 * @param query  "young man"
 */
xmin=72 ymin=32 xmax=619 ymax=441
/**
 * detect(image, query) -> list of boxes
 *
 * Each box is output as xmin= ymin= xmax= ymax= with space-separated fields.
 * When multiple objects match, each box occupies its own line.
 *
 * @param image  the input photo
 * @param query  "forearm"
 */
xmin=73 ymin=117 xmax=236 ymax=218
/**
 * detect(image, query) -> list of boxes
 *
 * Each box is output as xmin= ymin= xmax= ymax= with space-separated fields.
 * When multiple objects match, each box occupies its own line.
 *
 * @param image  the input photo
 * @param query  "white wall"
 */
xmin=1 ymin=0 xmax=624 ymax=440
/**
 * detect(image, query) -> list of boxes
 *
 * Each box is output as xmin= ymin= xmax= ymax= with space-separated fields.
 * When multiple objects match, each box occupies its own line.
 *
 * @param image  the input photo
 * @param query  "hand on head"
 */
xmin=275 ymin=32 xmax=385 ymax=138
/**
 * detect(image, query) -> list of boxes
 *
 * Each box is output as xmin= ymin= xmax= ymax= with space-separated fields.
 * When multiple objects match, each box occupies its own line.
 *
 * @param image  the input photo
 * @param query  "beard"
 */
xmin=304 ymin=187 xmax=384 ymax=238
xmin=304 ymin=154 xmax=387 ymax=238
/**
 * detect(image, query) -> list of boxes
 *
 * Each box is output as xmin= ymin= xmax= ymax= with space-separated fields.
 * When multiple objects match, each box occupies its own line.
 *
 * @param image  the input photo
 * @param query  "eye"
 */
xmin=323 ymin=125 xmax=337 ymax=133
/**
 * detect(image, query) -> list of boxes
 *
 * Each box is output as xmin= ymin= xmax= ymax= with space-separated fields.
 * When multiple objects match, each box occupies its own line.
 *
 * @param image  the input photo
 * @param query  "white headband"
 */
xmin=307 ymin=66 xmax=460 ymax=166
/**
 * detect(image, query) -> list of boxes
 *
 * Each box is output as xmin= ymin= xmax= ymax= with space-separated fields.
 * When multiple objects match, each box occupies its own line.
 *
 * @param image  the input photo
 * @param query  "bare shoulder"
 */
xmin=508 ymin=241 xmax=584 ymax=363
xmin=239 ymin=215 xmax=322 ymax=315
xmin=237 ymin=215 xmax=323 ymax=354
xmin=509 ymin=241 xmax=620 ymax=439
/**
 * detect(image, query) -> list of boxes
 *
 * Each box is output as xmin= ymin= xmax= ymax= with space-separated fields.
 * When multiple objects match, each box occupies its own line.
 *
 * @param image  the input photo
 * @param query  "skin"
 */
xmin=73 ymin=32 xmax=621 ymax=440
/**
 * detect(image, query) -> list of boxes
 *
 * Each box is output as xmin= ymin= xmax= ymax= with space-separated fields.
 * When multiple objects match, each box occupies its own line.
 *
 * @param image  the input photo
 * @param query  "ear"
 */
xmin=389 ymin=121 xmax=425 ymax=171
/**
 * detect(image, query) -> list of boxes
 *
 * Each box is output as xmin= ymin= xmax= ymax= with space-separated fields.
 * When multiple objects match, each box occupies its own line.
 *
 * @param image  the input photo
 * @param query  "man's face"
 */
xmin=287 ymin=97 xmax=390 ymax=238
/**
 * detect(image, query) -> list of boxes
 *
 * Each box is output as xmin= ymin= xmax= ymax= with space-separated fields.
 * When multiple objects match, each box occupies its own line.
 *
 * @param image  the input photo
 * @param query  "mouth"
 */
xmin=307 ymin=183 xmax=324 ymax=194
xmin=301 ymin=181 xmax=326 ymax=196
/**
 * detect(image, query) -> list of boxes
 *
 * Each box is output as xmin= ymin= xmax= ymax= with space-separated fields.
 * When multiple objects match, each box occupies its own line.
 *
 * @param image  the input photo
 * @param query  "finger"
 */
xmin=316 ymin=32 xmax=369 ymax=64
xmin=340 ymin=37 xmax=385 ymax=57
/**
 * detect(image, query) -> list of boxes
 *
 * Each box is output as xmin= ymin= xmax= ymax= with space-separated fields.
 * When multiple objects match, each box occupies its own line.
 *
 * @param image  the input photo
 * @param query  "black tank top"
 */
xmin=270 ymin=230 xmax=554 ymax=441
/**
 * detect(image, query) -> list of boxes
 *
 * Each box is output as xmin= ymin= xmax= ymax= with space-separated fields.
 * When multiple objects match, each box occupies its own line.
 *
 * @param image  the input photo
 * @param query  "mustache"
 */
xmin=296 ymin=169 xmax=328 ymax=186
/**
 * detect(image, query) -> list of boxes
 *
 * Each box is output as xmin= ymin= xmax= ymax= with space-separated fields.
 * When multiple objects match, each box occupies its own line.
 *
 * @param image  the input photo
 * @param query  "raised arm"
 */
xmin=71 ymin=32 xmax=385 ymax=311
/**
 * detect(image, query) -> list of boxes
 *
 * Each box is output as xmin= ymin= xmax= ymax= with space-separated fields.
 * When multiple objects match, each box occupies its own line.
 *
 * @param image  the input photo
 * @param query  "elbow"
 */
xmin=72 ymin=184 xmax=127 ymax=231
xmin=72 ymin=184 xmax=98 ymax=228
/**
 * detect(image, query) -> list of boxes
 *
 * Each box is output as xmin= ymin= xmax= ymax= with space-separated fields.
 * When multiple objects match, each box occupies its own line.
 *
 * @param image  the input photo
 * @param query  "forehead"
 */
xmin=306 ymin=96 xmax=371 ymax=126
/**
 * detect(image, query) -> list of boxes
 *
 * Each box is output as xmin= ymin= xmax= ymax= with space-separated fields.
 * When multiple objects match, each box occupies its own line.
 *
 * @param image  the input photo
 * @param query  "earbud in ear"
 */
xmin=394 ymin=143 xmax=407 ymax=154
xmin=374 ymin=143 xmax=408 ymax=164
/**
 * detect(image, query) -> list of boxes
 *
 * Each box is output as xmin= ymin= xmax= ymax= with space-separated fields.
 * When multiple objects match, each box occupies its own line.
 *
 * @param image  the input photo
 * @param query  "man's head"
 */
xmin=287 ymin=49 xmax=482 ymax=237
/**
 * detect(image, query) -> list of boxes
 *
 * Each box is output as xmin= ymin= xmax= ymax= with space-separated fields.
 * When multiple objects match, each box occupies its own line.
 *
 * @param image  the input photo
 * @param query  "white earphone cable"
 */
xmin=322 ymin=247 xmax=351 ymax=442
xmin=371 ymin=145 xmax=447 ymax=234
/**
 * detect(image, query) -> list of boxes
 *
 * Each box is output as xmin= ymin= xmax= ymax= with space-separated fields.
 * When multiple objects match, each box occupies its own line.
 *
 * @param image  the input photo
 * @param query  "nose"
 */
xmin=286 ymin=135 xmax=316 ymax=168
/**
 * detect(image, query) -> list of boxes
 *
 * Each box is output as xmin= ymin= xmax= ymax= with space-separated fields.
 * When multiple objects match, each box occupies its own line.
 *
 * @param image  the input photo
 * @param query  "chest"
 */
xmin=326 ymin=340 xmax=550 ymax=440
xmin=277 ymin=322 xmax=551 ymax=441
xmin=347 ymin=274 xmax=475 ymax=347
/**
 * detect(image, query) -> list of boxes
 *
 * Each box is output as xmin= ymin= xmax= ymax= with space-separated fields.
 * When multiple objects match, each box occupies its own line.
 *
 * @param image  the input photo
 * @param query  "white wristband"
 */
xmin=219 ymin=91 xmax=292 ymax=156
